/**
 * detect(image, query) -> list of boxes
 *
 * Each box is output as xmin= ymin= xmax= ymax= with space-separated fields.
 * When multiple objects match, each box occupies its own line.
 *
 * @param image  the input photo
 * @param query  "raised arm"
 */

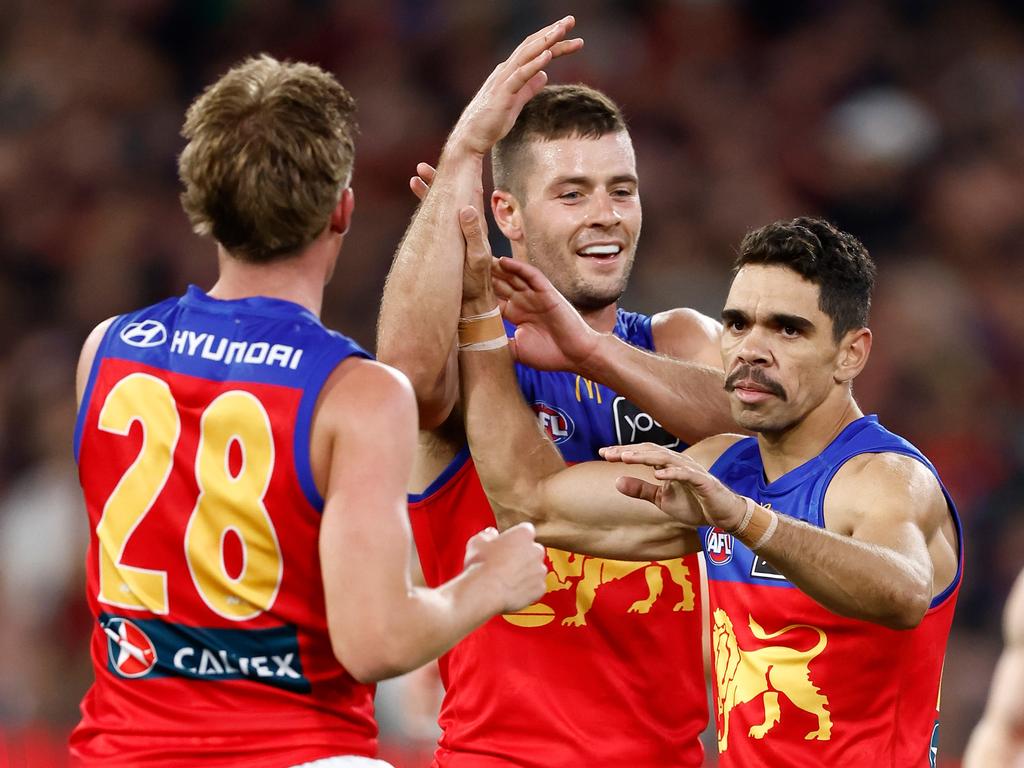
xmin=964 ymin=568 xmax=1024 ymax=768
xmin=316 ymin=358 xmax=546 ymax=682
xmin=455 ymin=208 xmax=698 ymax=561
xmin=607 ymin=443 xmax=957 ymax=630
xmin=493 ymin=257 xmax=735 ymax=442
xmin=376 ymin=16 xmax=582 ymax=429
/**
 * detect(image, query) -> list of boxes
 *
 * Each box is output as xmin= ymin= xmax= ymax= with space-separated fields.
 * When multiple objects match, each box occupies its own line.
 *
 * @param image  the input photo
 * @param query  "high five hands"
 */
xmin=411 ymin=15 xmax=583 ymax=199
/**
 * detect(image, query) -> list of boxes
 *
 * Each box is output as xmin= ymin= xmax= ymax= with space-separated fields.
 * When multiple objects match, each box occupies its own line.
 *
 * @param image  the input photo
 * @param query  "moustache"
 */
xmin=724 ymin=365 xmax=788 ymax=401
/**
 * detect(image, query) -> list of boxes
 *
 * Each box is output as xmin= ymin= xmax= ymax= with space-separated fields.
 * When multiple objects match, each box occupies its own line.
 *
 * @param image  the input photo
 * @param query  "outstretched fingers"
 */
xmin=600 ymin=443 xmax=682 ymax=467
xmin=509 ymin=16 xmax=577 ymax=69
xmin=502 ymin=18 xmax=582 ymax=100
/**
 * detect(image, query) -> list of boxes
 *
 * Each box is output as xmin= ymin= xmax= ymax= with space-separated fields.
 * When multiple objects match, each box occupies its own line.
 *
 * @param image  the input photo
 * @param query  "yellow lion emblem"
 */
xmin=546 ymin=549 xmax=695 ymax=627
xmin=713 ymin=608 xmax=832 ymax=752
xmin=503 ymin=548 xmax=695 ymax=628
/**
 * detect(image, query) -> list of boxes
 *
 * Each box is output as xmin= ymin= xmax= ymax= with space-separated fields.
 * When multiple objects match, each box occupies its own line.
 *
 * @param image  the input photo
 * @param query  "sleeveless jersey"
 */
xmin=71 ymin=286 xmax=377 ymax=767
xmin=703 ymin=415 xmax=962 ymax=767
xmin=409 ymin=309 xmax=707 ymax=767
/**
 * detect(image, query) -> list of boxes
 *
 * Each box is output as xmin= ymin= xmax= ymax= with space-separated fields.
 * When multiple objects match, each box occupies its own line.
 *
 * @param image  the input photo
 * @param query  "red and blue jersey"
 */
xmin=71 ymin=286 xmax=377 ymax=767
xmin=409 ymin=309 xmax=707 ymax=768
xmin=703 ymin=415 xmax=962 ymax=767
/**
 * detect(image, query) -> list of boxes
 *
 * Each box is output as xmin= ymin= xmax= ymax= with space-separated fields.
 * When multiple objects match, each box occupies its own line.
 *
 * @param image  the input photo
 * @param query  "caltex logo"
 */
xmin=120 ymin=320 xmax=168 ymax=348
xmin=103 ymin=617 xmax=158 ymax=678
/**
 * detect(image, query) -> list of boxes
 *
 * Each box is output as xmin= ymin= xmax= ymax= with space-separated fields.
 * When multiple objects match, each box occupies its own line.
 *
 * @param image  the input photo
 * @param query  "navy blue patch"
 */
xmin=612 ymin=397 xmax=680 ymax=448
xmin=100 ymin=613 xmax=310 ymax=692
xmin=750 ymin=556 xmax=787 ymax=581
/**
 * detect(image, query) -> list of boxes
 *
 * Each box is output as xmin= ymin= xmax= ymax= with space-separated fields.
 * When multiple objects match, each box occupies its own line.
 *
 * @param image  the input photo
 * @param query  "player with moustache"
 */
xmin=453 ymin=212 xmax=963 ymax=767
xmin=69 ymin=55 xmax=546 ymax=768
xmin=377 ymin=16 xmax=734 ymax=768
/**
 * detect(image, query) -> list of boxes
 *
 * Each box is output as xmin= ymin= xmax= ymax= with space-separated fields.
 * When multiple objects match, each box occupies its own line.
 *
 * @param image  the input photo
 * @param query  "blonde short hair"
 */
xmin=178 ymin=55 xmax=357 ymax=263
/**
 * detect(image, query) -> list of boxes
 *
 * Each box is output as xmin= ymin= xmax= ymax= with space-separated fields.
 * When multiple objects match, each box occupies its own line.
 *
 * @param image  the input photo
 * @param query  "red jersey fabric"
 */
xmin=409 ymin=451 xmax=706 ymax=768
xmin=71 ymin=290 xmax=377 ymax=766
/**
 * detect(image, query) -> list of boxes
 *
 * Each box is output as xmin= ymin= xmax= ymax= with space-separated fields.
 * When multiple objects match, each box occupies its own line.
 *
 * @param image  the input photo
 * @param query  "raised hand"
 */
xmin=463 ymin=523 xmax=548 ymax=613
xmin=601 ymin=443 xmax=747 ymax=531
xmin=447 ymin=16 xmax=583 ymax=158
xmin=457 ymin=205 xmax=498 ymax=306
xmin=409 ymin=162 xmax=436 ymax=201
xmin=492 ymin=257 xmax=600 ymax=371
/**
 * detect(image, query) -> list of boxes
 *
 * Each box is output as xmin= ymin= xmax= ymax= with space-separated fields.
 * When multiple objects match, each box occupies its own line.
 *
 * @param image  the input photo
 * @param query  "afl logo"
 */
xmin=120 ymin=320 xmax=167 ymax=348
xmin=533 ymin=402 xmax=574 ymax=444
xmin=705 ymin=527 xmax=734 ymax=566
xmin=103 ymin=617 xmax=158 ymax=678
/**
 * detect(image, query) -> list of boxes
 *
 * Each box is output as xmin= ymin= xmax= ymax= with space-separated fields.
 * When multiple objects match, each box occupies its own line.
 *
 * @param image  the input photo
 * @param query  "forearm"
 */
xmin=376 ymin=147 xmax=484 ymax=426
xmin=580 ymin=334 xmax=733 ymax=444
xmin=459 ymin=342 xmax=692 ymax=560
xmin=372 ymin=565 xmax=505 ymax=677
xmin=739 ymin=507 xmax=931 ymax=629
xmin=459 ymin=340 xmax=565 ymax=529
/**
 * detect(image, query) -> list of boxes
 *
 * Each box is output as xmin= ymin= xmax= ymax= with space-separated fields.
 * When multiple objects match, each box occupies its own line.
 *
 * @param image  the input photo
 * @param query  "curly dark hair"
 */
xmin=735 ymin=217 xmax=876 ymax=341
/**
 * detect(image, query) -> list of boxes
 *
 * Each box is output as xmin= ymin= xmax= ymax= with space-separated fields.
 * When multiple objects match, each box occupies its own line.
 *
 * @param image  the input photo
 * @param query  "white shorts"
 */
xmin=290 ymin=758 xmax=394 ymax=768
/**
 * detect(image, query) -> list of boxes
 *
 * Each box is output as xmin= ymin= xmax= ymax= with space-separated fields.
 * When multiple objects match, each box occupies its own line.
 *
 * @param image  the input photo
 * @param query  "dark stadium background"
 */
xmin=0 ymin=0 xmax=1021 ymax=765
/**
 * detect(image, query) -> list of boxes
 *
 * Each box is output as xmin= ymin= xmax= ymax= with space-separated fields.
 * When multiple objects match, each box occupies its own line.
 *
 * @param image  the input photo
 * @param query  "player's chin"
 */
xmin=731 ymin=405 xmax=788 ymax=434
xmin=570 ymin=282 xmax=625 ymax=312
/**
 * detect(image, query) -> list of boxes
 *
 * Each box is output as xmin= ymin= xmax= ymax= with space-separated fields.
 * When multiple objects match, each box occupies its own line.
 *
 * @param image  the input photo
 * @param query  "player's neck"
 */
xmin=756 ymin=393 xmax=863 ymax=482
xmin=577 ymin=303 xmax=619 ymax=334
xmin=208 ymin=244 xmax=328 ymax=317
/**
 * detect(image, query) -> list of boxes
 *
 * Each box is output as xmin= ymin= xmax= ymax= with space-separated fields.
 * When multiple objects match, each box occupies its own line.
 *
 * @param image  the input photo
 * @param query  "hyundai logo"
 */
xmin=120 ymin=320 xmax=168 ymax=348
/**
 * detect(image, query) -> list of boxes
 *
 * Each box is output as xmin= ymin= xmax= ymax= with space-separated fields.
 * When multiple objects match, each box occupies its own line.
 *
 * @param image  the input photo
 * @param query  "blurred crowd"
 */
xmin=1 ymin=0 xmax=1022 ymax=764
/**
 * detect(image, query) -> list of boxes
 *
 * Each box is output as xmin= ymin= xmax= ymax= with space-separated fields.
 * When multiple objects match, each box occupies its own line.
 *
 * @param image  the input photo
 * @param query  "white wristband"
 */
xmin=731 ymin=496 xmax=756 ymax=537
xmin=748 ymin=510 xmax=779 ymax=551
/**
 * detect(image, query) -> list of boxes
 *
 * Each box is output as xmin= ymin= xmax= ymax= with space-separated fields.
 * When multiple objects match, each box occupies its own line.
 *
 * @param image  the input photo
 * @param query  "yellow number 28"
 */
xmin=95 ymin=373 xmax=283 ymax=621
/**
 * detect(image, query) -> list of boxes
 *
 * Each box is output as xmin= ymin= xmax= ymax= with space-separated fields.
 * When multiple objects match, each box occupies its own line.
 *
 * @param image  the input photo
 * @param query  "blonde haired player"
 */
xmin=69 ymin=54 xmax=545 ymax=767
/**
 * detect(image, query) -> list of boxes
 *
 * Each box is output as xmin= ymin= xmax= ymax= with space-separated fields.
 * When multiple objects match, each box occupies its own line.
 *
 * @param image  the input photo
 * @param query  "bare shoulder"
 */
xmin=684 ymin=433 xmax=747 ymax=469
xmin=827 ymin=451 xmax=947 ymax=529
xmin=650 ymin=307 xmax=722 ymax=364
xmin=77 ymin=317 xmax=116 ymax=404
xmin=318 ymin=358 xmax=417 ymax=431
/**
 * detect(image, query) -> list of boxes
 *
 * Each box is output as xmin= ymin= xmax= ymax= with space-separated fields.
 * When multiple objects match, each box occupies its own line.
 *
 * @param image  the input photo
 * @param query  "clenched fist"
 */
xmin=464 ymin=522 xmax=547 ymax=613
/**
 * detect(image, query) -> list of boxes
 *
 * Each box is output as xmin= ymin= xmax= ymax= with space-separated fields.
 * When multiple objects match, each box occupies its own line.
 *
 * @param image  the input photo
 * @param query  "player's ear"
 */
xmin=331 ymin=187 xmax=355 ymax=236
xmin=834 ymin=327 xmax=871 ymax=384
xmin=492 ymin=189 xmax=522 ymax=242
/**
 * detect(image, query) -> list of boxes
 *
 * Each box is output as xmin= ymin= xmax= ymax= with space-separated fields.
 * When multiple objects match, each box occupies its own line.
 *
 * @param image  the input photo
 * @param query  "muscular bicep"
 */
xmin=825 ymin=453 xmax=956 ymax=600
xmin=535 ymin=460 xmax=697 ymax=560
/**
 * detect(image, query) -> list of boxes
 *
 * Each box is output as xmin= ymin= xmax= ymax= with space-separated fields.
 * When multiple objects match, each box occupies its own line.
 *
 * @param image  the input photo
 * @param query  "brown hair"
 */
xmin=735 ymin=217 xmax=876 ymax=342
xmin=492 ymin=84 xmax=626 ymax=198
xmin=178 ymin=55 xmax=357 ymax=263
